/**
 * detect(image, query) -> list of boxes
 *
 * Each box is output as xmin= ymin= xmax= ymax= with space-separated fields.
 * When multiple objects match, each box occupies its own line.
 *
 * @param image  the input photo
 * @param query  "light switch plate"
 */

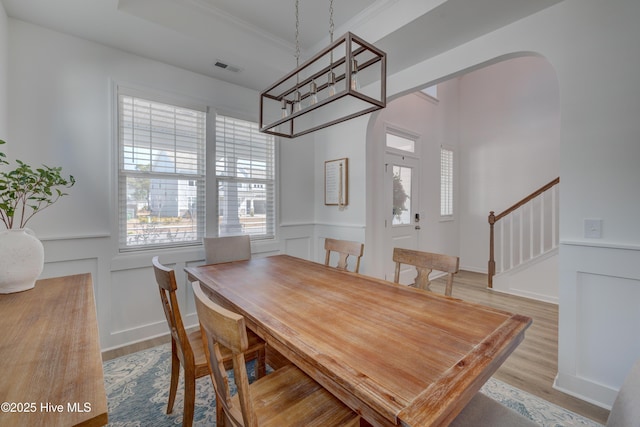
xmin=584 ymin=219 xmax=603 ymax=238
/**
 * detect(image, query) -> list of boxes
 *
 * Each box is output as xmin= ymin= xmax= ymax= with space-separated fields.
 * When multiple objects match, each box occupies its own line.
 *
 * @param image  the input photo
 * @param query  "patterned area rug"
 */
xmin=103 ymin=343 xmax=603 ymax=426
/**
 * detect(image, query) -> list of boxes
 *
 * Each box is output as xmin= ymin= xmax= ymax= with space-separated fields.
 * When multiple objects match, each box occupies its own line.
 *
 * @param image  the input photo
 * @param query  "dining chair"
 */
xmin=449 ymin=392 xmax=538 ymax=426
xmin=452 ymin=355 xmax=640 ymax=426
xmin=152 ymin=256 xmax=266 ymax=427
xmin=605 ymin=357 xmax=640 ymax=427
xmin=203 ymin=235 xmax=251 ymax=264
xmin=324 ymin=237 xmax=364 ymax=273
xmin=392 ymin=247 xmax=460 ymax=296
xmin=192 ymin=280 xmax=361 ymax=427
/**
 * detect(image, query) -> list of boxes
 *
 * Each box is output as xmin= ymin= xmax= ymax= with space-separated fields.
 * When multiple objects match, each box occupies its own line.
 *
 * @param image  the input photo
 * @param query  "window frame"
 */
xmin=211 ymin=112 xmax=277 ymax=241
xmin=116 ymin=85 xmax=209 ymax=252
xmin=440 ymin=145 xmax=454 ymax=220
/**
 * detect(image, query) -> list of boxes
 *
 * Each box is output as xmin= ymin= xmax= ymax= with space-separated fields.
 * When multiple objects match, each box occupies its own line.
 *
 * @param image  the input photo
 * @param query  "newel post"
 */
xmin=488 ymin=211 xmax=496 ymax=288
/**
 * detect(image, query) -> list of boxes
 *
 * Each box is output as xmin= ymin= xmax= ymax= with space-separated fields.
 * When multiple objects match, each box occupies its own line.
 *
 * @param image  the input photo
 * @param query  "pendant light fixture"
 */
xmin=259 ymin=0 xmax=386 ymax=138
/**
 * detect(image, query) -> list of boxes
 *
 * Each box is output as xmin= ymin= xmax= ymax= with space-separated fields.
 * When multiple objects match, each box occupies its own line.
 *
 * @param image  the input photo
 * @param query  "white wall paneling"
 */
xmin=557 ymin=242 xmax=640 ymax=408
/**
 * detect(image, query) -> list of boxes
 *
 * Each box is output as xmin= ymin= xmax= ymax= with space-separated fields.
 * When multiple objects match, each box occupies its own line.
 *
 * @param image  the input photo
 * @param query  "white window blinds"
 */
xmin=215 ymin=115 xmax=275 ymax=239
xmin=440 ymin=147 xmax=454 ymax=217
xmin=118 ymin=91 xmax=206 ymax=250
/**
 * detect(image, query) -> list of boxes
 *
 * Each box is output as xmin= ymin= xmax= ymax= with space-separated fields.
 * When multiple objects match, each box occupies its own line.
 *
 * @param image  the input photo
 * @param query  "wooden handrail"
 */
xmin=488 ymin=177 xmax=559 ymax=287
xmin=493 ymin=177 xmax=560 ymax=222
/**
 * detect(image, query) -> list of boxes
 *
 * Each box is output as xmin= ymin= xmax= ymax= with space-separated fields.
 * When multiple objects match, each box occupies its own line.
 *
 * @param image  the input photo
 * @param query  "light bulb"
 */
xmin=327 ymin=71 xmax=336 ymax=97
xmin=293 ymin=91 xmax=302 ymax=113
xmin=281 ymin=99 xmax=289 ymax=118
xmin=309 ymin=81 xmax=318 ymax=106
xmin=350 ymin=59 xmax=360 ymax=91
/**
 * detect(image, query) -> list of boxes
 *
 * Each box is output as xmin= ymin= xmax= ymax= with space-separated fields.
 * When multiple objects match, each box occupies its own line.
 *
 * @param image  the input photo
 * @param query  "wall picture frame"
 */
xmin=324 ymin=158 xmax=348 ymax=206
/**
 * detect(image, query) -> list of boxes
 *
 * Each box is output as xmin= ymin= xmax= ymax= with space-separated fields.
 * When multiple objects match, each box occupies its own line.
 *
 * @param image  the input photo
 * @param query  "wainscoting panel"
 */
xmin=576 ymin=272 xmax=640 ymax=386
xmin=38 ymin=223 xmax=361 ymax=351
xmin=41 ymin=257 xmax=98 ymax=283
xmin=556 ymin=242 xmax=640 ymax=409
xmin=110 ymin=266 xmax=167 ymax=340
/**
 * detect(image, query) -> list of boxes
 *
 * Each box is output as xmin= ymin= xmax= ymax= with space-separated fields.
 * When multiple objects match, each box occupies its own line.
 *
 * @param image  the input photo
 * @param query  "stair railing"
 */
xmin=488 ymin=177 xmax=560 ymax=287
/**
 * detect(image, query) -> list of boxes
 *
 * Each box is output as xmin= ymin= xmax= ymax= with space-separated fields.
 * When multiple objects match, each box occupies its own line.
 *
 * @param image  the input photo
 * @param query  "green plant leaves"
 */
xmin=0 ymin=140 xmax=75 ymax=229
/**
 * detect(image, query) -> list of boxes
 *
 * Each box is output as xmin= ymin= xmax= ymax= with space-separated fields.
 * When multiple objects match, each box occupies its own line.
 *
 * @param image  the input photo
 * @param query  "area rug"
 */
xmin=103 ymin=343 xmax=603 ymax=426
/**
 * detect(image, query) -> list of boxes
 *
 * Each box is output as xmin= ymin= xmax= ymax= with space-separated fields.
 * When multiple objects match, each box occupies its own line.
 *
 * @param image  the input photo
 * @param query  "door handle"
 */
xmin=415 ymin=225 xmax=421 ymax=230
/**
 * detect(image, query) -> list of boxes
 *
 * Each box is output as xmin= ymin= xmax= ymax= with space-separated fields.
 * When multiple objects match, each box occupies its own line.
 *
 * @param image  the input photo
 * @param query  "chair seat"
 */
xmin=228 ymin=364 xmax=360 ymax=427
xmin=187 ymin=328 xmax=265 ymax=377
xmin=449 ymin=393 xmax=538 ymax=427
xmin=186 ymin=329 xmax=213 ymax=378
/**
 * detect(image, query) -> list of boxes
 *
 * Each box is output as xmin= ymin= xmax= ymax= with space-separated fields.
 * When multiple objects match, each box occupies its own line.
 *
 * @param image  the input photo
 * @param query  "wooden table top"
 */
xmin=186 ymin=255 xmax=532 ymax=427
xmin=0 ymin=273 xmax=108 ymax=427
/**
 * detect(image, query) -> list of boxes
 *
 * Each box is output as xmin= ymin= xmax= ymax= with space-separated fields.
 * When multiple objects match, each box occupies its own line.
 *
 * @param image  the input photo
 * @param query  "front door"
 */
xmin=384 ymin=152 xmax=420 ymax=282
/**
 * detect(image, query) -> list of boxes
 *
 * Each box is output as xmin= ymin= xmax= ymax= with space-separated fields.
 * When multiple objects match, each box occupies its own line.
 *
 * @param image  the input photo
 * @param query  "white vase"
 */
xmin=0 ymin=228 xmax=44 ymax=294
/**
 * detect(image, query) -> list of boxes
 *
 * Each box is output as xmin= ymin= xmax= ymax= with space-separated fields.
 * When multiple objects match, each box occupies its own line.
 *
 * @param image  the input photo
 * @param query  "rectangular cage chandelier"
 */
xmin=259 ymin=31 xmax=386 ymax=139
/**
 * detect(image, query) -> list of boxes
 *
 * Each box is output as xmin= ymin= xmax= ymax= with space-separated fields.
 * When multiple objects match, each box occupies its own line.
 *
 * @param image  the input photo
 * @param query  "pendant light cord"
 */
xmin=329 ymin=0 xmax=334 ymax=64
xmin=295 ymin=0 xmax=300 ymax=69
xmin=329 ymin=0 xmax=334 ymax=43
xmin=295 ymin=0 xmax=300 ymax=87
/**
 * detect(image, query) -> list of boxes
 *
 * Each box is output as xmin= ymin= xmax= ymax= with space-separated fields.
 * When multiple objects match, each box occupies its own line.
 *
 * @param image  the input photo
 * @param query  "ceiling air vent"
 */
xmin=214 ymin=60 xmax=242 ymax=73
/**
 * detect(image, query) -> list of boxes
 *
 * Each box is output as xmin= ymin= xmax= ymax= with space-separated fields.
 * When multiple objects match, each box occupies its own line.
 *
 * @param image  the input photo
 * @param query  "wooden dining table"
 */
xmin=185 ymin=254 xmax=531 ymax=427
xmin=0 ymin=273 xmax=108 ymax=427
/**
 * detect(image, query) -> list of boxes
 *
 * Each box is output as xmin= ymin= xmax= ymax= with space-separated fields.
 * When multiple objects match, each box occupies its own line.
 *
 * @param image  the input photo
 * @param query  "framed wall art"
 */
xmin=324 ymin=158 xmax=348 ymax=207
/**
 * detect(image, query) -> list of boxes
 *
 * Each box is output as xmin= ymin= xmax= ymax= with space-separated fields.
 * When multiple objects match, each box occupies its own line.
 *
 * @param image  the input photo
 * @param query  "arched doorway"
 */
xmin=365 ymin=54 xmax=560 ymax=299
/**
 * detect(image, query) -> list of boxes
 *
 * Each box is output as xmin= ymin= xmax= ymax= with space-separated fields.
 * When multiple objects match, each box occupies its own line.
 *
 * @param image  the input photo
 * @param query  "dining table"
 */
xmin=185 ymin=254 xmax=532 ymax=427
xmin=0 ymin=273 xmax=108 ymax=427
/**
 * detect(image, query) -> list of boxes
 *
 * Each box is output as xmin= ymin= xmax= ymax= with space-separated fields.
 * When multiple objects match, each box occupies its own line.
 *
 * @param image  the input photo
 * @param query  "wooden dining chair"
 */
xmin=605 ymin=357 xmax=640 ymax=427
xmin=192 ymin=280 xmax=361 ymax=427
xmin=152 ymin=256 xmax=265 ymax=427
xmin=449 ymin=392 xmax=538 ymax=426
xmin=324 ymin=238 xmax=364 ymax=273
xmin=453 ymin=356 xmax=640 ymax=427
xmin=393 ymin=247 xmax=460 ymax=296
xmin=203 ymin=235 xmax=251 ymax=264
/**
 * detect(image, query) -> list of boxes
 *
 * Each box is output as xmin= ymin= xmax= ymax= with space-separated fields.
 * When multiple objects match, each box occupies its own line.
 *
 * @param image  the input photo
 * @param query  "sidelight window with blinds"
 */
xmin=215 ymin=115 xmax=275 ymax=239
xmin=440 ymin=146 xmax=454 ymax=218
xmin=118 ymin=89 xmax=206 ymax=250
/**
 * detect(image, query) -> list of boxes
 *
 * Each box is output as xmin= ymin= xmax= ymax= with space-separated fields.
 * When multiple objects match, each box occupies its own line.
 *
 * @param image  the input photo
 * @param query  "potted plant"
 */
xmin=0 ymin=139 xmax=75 ymax=293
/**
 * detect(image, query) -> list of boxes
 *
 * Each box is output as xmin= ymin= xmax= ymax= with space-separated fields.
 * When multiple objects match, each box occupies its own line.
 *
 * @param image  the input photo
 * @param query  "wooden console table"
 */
xmin=0 ymin=273 xmax=108 ymax=426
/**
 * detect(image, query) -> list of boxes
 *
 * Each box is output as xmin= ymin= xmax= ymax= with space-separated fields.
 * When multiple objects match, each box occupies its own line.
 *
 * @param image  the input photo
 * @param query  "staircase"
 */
xmin=488 ymin=178 xmax=560 ymax=302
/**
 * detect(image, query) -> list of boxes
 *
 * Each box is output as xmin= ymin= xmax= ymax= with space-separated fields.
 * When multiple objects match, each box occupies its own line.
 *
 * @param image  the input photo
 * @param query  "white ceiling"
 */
xmin=1 ymin=0 xmax=563 ymax=91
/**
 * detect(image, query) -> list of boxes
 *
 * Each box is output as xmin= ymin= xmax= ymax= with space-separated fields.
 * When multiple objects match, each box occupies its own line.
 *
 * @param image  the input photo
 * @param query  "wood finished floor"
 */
xmin=103 ymin=270 xmax=610 ymax=425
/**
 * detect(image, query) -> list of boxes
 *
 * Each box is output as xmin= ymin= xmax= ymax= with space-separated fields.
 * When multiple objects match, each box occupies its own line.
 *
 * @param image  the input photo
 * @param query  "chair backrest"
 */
xmin=152 ymin=256 xmax=192 ymax=363
xmin=324 ymin=238 xmax=364 ymax=273
xmin=606 ymin=357 xmax=640 ymax=427
xmin=192 ymin=281 xmax=255 ymax=427
xmin=393 ymin=248 xmax=459 ymax=296
xmin=203 ymin=235 xmax=251 ymax=264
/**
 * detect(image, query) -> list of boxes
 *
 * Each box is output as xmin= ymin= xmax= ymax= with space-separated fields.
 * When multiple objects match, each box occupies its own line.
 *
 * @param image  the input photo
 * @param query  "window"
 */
xmin=118 ymin=89 xmax=206 ymax=250
xmin=386 ymin=132 xmax=415 ymax=153
xmin=440 ymin=146 xmax=454 ymax=217
xmin=215 ymin=115 xmax=275 ymax=239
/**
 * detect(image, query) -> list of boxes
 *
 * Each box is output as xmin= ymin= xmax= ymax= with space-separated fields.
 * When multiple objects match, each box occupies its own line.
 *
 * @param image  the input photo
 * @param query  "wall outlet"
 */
xmin=584 ymin=219 xmax=603 ymax=239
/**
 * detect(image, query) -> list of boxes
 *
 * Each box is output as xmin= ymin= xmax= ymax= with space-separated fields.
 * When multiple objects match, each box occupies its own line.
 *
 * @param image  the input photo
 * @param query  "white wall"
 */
xmin=458 ymin=55 xmax=560 ymax=272
xmin=364 ymin=55 xmax=560 ymax=285
xmin=6 ymin=19 xmax=316 ymax=350
xmin=313 ymin=114 xmax=369 ymax=269
xmin=0 ymin=2 xmax=7 ymax=138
